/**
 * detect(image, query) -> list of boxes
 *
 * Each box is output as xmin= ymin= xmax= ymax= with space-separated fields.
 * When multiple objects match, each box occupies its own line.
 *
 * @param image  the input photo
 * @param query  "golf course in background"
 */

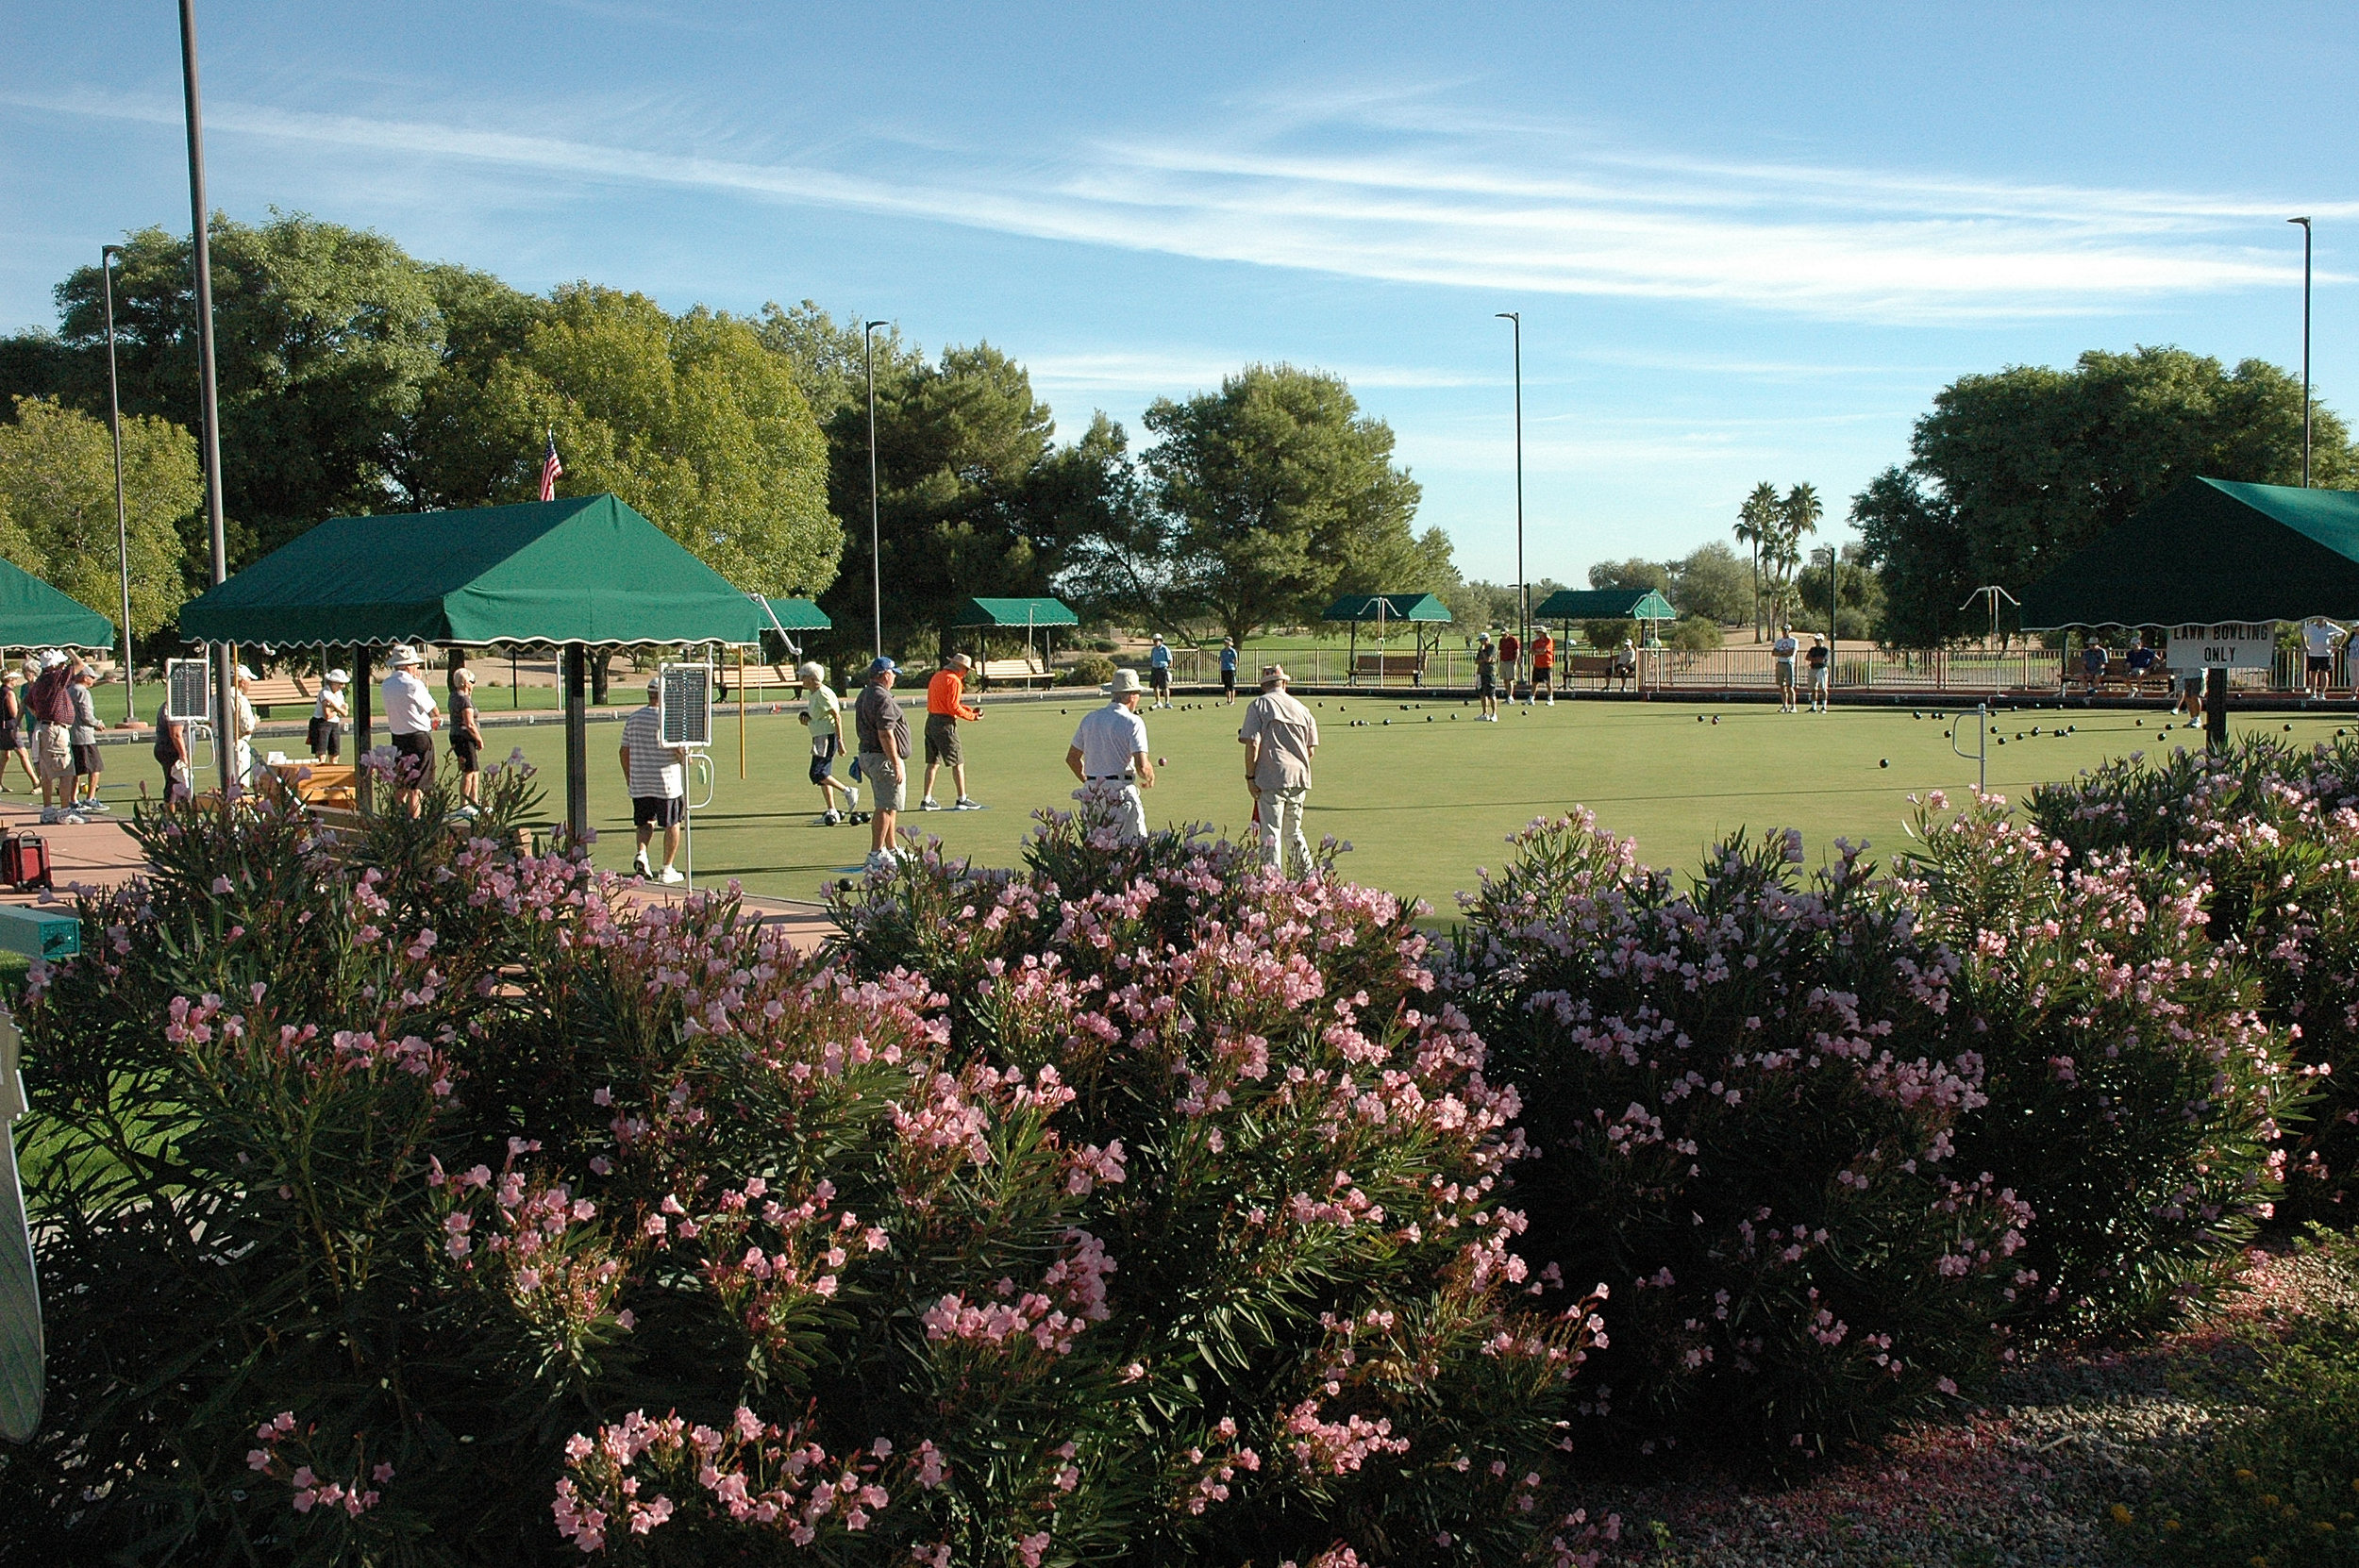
xmin=132 ymin=692 xmax=2346 ymax=917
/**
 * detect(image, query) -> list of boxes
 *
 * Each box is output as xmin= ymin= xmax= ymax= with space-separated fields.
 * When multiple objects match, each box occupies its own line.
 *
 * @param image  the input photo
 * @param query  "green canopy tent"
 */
xmin=1322 ymin=592 xmax=1451 ymax=685
xmin=2020 ymin=477 xmax=2359 ymax=746
xmin=1533 ymin=588 xmax=1678 ymax=639
xmin=0 ymin=559 xmax=116 ymax=652
xmin=177 ymin=494 xmax=766 ymax=837
xmin=2020 ymin=477 xmax=2359 ymax=628
xmin=953 ymin=597 xmax=1079 ymax=683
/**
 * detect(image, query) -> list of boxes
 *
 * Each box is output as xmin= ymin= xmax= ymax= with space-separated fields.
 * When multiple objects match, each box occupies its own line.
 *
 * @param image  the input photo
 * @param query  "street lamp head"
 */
xmin=2290 ymin=216 xmax=2312 ymax=228
xmin=864 ymin=319 xmax=887 ymax=332
xmin=1495 ymin=310 xmax=1517 ymax=322
xmin=101 ymin=243 xmax=122 ymax=261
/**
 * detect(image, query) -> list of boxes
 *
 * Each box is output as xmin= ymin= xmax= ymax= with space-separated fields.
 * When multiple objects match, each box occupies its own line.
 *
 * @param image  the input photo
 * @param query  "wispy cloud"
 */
xmin=1024 ymin=350 xmax=1492 ymax=393
xmin=9 ymin=80 xmax=2340 ymax=324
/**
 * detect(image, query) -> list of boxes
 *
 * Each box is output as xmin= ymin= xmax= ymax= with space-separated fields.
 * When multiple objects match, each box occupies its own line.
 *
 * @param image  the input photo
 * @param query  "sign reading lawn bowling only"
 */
xmin=2165 ymin=623 xmax=2278 ymax=672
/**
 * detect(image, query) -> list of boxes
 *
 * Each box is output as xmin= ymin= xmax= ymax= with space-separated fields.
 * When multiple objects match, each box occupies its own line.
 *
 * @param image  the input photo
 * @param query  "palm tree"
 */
xmin=1734 ymin=482 xmax=1781 ymax=642
xmin=1766 ymin=483 xmax=1821 ymax=629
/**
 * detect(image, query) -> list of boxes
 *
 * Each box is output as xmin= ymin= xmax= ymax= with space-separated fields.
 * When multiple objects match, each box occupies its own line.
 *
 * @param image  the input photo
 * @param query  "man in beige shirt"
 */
xmin=1238 ymin=663 xmax=1319 ymax=876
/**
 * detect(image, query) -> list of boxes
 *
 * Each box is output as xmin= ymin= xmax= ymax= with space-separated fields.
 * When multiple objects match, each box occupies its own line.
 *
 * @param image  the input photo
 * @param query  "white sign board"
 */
xmin=2166 ymin=622 xmax=2278 ymax=673
xmin=658 ymin=663 xmax=713 ymax=748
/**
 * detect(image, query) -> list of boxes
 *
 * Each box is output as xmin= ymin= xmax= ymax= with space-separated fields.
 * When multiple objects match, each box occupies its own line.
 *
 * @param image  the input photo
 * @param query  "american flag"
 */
xmin=538 ymin=430 xmax=563 ymax=502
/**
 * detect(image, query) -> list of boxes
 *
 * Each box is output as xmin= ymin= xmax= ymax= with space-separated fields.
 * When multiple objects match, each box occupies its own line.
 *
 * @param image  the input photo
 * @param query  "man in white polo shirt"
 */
xmin=1065 ymin=668 xmax=1155 ymax=840
xmin=381 ymin=644 xmax=440 ymax=816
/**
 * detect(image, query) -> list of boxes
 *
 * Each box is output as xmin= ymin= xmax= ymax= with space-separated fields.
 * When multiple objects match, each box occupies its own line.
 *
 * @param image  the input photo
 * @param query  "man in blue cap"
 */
xmin=853 ymin=657 xmax=909 ymax=873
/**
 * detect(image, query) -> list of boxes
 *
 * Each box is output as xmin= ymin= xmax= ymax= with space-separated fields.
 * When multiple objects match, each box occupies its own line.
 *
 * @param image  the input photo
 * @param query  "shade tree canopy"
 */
xmin=0 ymin=396 xmax=198 ymax=638
xmin=1851 ymin=345 xmax=2354 ymax=644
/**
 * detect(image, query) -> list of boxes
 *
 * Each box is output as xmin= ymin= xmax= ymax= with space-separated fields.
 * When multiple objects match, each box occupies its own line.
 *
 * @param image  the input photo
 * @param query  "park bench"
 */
xmin=1564 ymin=654 xmax=1634 ymax=692
xmin=1350 ymin=652 xmax=1426 ymax=685
xmin=979 ymin=657 xmax=1054 ymax=689
xmin=721 ymin=663 xmax=804 ymax=698
xmin=245 ymin=675 xmax=316 ymax=716
xmin=2076 ymin=659 xmax=2172 ymax=696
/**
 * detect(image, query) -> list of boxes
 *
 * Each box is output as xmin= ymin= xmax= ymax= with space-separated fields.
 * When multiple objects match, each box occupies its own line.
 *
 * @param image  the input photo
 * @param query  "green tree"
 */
xmin=1586 ymin=557 xmax=1672 ymax=594
xmin=388 ymin=264 xmax=550 ymax=510
xmin=486 ymin=286 xmax=840 ymax=598
xmin=814 ymin=341 xmax=1085 ymax=656
xmin=34 ymin=213 xmax=444 ymax=568
xmin=1670 ymin=542 xmax=1751 ymax=626
xmin=0 ymin=396 xmax=199 ymax=641
xmin=1793 ymin=542 xmax=1884 ymax=642
xmin=1144 ymin=364 xmax=1427 ymax=644
xmin=1856 ymin=345 xmax=2354 ymax=645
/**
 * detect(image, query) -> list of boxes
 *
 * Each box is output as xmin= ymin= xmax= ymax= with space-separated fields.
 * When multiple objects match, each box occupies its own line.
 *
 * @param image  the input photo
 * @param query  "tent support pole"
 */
xmin=2205 ymin=666 xmax=2228 ymax=751
xmin=353 ymin=645 xmax=373 ymax=813
xmin=564 ymin=646 xmax=590 ymax=844
xmin=737 ymin=646 xmax=746 ymax=779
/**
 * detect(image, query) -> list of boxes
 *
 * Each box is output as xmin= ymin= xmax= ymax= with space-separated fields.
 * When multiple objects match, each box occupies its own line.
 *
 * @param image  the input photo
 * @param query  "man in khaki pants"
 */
xmin=1238 ymin=663 xmax=1319 ymax=876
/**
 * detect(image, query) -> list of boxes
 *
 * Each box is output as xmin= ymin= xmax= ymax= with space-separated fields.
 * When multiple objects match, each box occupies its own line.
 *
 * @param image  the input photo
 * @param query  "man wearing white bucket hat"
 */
xmin=1065 ymin=667 xmax=1155 ymax=840
xmin=381 ymin=645 xmax=440 ymax=815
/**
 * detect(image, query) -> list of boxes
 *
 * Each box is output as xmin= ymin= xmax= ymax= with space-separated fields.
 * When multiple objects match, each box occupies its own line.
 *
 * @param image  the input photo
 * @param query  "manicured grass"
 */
xmin=81 ymin=693 xmax=2353 ymax=918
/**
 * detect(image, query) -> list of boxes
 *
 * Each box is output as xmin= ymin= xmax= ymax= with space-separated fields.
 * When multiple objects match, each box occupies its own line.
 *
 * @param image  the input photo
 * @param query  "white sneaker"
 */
xmin=80 ymin=798 xmax=110 ymax=814
xmin=631 ymin=856 xmax=653 ymax=879
xmin=37 ymin=808 xmax=59 ymax=825
xmin=61 ymin=812 xmax=85 ymax=826
xmin=845 ymin=786 xmax=860 ymax=810
xmin=822 ymin=809 xmax=843 ymax=826
xmin=953 ymin=797 xmax=982 ymax=810
xmin=863 ymin=849 xmax=897 ymax=876
xmin=919 ymin=797 xmax=941 ymax=811
xmin=657 ymin=866 xmax=685 ymax=885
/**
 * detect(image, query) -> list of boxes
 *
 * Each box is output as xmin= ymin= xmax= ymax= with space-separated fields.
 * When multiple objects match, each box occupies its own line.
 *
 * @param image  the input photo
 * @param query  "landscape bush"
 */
xmin=3 ymin=773 xmax=1613 ymax=1567
xmin=1904 ymin=789 xmax=2299 ymax=1336
xmin=1450 ymin=813 xmax=2030 ymax=1464
xmin=1064 ymin=652 xmax=1117 ymax=688
xmin=2031 ymin=736 xmax=2359 ymax=1221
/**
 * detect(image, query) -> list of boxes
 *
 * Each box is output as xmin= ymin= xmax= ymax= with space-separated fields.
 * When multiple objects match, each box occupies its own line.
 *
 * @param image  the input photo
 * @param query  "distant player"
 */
xmin=1497 ymin=627 xmax=1521 ymax=704
xmin=1475 ymin=633 xmax=1499 ymax=722
xmin=1528 ymin=625 xmax=1554 ymax=706
xmin=1805 ymin=634 xmax=1831 ymax=713
xmin=1219 ymin=637 xmax=1239 ymax=704
xmin=919 ymin=652 xmax=984 ymax=811
xmin=796 ymin=661 xmax=859 ymax=824
xmin=1772 ymin=626 xmax=1799 ymax=712
xmin=2301 ymin=616 xmax=2347 ymax=698
xmin=1148 ymin=634 xmax=1173 ymax=709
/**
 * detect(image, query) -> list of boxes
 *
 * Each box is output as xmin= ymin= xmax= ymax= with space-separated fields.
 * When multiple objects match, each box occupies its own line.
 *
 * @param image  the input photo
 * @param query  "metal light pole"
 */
xmin=2290 ymin=217 xmax=2313 ymax=488
xmin=179 ymin=0 xmax=235 ymax=795
xmin=100 ymin=246 xmax=138 ymax=725
xmin=864 ymin=319 xmax=887 ymax=659
xmin=1496 ymin=311 xmax=1525 ymax=650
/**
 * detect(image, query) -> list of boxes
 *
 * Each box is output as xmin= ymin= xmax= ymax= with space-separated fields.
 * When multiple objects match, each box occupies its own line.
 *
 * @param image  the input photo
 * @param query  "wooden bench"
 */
xmin=721 ymin=663 xmax=805 ymax=696
xmin=1564 ymin=654 xmax=1634 ymax=691
xmin=979 ymin=657 xmax=1054 ymax=689
xmin=2074 ymin=659 xmax=2172 ymax=696
xmin=245 ymin=675 xmax=315 ymax=716
xmin=1350 ymin=652 xmax=1427 ymax=684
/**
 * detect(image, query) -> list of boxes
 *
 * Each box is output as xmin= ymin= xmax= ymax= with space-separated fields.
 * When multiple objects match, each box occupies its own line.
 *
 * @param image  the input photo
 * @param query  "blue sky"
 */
xmin=5 ymin=1 xmax=2353 ymax=584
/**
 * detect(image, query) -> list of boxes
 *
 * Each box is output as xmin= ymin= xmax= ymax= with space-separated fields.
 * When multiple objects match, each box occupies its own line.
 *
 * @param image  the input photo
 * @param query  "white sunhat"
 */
xmin=1103 ymin=668 xmax=1146 ymax=694
xmin=39 ymin=650 xmax=65 ymax=669
xmin=324 ymin=668 xmax=350 ymax=684
xmin=387 ymin=644 xmax=425 ymax=667
xmin=235 ymin=662 xmax=258 ymax=681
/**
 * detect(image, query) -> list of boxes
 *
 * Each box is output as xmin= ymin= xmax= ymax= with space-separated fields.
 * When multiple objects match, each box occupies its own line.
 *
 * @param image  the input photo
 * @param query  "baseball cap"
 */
xmin=867 ymin=656 xmax=896 ymax=676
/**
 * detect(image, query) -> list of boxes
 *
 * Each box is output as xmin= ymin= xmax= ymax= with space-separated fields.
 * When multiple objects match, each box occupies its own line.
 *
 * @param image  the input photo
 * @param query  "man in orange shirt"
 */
xmin=1528 ymin=625 xmax=1555 ymax=706
xmin=920 ymin=652 xmax=985 ymax=810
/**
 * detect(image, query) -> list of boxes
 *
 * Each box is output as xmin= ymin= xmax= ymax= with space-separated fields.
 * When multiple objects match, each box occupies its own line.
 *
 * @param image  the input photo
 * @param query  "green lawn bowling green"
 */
xmin=98 ymin=700 xmax=2351 ymax=919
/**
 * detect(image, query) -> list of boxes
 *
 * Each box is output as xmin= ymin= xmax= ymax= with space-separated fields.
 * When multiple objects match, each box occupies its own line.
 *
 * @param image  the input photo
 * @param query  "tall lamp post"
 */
xmin=2290 ymin=216 xmax=2313 ymax=489
xmin=99 ymin=246 xmax=138 ymax=725
xmin=178 ymin=0 xmax=234 ymax=796
xmin=1496 ymin=311 xmax=1525 ymax=652
xmin=863 ymin=319 xmax=887 ymax=659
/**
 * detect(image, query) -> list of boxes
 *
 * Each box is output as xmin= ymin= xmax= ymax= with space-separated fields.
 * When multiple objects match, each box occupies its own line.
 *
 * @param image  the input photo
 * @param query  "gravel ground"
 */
xmin=1576 ymin=1248 xmax=2354 ymax=1567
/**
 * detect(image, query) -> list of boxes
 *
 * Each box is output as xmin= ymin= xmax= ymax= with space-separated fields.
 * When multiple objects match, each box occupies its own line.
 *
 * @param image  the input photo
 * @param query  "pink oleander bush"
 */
xmin=818 ymin=798 xmax=1614 ymax=1567
xmin=1 ymin=776 xmax=1613 ymax=1568
xmin=1904 ymin=788 xmax=2299 ymax=1335
xmin=1450 ymin=812 xmax=2030 ymax=1465
xmin=2029 ymin=736 xmax=2359 ymax=1222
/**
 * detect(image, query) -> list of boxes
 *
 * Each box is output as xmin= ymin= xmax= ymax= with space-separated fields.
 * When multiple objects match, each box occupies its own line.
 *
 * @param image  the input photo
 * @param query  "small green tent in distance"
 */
xmin=1532 ymin=588 xmax=1677 ymax=624
xmin=953 ymin=596 xmax=1079 ymax=630
xmin=761 ymin=597 xmax=831 ymax=631
xmin=177 ymin=494 xmax=767 ymax=648
xmin=0 ymin=559 xmax=114 ymax=651
xmin=2021 ymin=477 xmax=2359 ymax=628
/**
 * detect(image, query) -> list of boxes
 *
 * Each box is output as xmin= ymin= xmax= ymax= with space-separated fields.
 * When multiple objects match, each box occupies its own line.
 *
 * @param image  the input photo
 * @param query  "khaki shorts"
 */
xmin=924 ymin=713 xmax=962 ymax=767
xmin=859 ymin=753 xmax=906 ymax=813
xmin=35 ymin=726 xmax=72 ymax=787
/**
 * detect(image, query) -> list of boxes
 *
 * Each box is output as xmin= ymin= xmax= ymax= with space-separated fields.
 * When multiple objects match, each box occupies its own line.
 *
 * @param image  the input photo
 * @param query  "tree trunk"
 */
xmin=590 ymin=652 xmax=611 ymax=707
